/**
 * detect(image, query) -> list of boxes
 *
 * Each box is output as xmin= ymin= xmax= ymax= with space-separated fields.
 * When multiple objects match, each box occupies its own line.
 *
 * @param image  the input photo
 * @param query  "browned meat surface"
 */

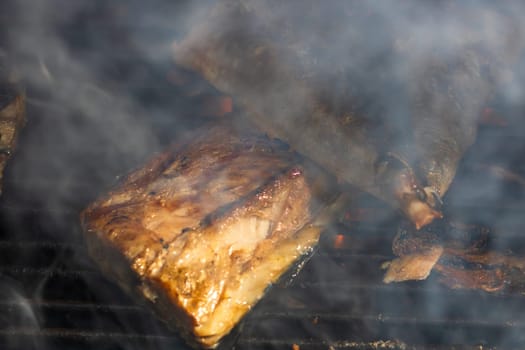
xmin=433 ymin=264 xmax=507 ymax=293
xmin=383 ymin=245 xmax=444 ymax=283
xmin=0 ymin=75 xmax=25 ymax=194
xmin=436 ymin=247 xmax=525 ymax=293
xmin=173 ymin=0 xmax=442 ymax=229
xmin=81 ymin=124 xmax=339 ymax=348
xmin=384 ymin=221 xmax=525 ymax=293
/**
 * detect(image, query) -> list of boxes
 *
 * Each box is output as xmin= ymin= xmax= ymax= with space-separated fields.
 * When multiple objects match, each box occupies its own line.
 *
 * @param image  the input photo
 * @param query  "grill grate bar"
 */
xmin=0 ymin=328 xmax=180 ymax=341
xmin=0 ymin=267 xmax=99 ymax=276
xmin=242 ymin=316 xmax=519 ymax=348
xmin=238 ymin=338 xmax=497 ymax=350
xmin=0 ymin=241 xmax=84 ymax=249
xmin=238 ymin=338 xmax=409 ymax=350
xmin=250 ymin=311 xmax=525 ymax=329
xmin=316 ymin=253 xmax=392 ymax=260
xmin=0 ymin=300 xmax=147 ymax=313
xmin=265 ymin=280 xmax=525 ymax=299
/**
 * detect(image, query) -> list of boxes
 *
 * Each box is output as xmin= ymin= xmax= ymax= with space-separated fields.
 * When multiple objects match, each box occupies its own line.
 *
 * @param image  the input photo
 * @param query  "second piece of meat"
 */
xmin=173 ymin=0 xmax=441 ymax=229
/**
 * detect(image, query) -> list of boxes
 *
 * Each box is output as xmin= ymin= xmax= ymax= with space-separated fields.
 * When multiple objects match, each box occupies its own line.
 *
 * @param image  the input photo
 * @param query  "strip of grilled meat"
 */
xmin=81 ymin=124 xmax=339 ymax=348
xmin=384 ymin=221 xmax=525 ymax=293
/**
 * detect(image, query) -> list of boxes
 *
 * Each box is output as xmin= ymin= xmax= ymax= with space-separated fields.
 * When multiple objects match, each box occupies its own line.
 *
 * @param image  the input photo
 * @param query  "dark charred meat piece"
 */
xmin=0 ymin=74 xmax=25 ymax=194
xmin=433 ymin=264 xmax=506 ymax=293
xmin=435 ymin=247 xmax=525 ymax=293
xmin=384 ymin=221 xmax=525 ymax=293
xmin=173 ymin=0 xmax=439 ymax=229
xmin=397 ymin=3 xmax=524 ymax=210
xmin=81 ymin=124 xmax=339 ymax=349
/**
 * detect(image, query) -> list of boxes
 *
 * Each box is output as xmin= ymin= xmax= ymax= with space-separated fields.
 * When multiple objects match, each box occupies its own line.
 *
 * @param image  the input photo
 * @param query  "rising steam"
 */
xmin=5 ymin=0 xmax=525 ymax=208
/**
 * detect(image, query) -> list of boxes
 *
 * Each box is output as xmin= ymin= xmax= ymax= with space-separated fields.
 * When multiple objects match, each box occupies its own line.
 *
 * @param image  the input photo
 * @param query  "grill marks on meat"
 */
xmin=81 ymin=125 xmax=338 ymax=348
xmin=172 ymin=0 xmax=440 ymax=229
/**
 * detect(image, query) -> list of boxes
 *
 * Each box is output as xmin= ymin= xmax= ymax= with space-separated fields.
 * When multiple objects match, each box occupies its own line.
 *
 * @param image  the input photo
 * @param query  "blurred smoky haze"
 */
xmin=235 ymin=0 xmax=525 ymax=143
xmin=3 ymin=0 xmax=524 ymax=222
xmin=165 ymin=0 xmax=525 ymax=234
xmin=2 ymin=0 xmax=217 ymax=224
xmin=0 ymin=277 xmax=42 ymax=350
xmin=1 ymin=2 xmax=212 ymax=348
xmin=1 ymin=0 xmax=525 ymax=348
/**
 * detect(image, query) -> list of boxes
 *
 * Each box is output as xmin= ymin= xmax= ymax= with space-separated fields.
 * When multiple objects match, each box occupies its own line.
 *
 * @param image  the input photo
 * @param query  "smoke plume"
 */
xmin=2 ymin=0 xmax=525 ymax=348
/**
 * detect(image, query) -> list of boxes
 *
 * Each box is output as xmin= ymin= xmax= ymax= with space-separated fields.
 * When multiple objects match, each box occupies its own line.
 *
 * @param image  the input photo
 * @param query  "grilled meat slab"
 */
xmin=173 ymin=0 xmax=440 ymax=229
xmin=81 ymin=124 xmax=338 ymax=348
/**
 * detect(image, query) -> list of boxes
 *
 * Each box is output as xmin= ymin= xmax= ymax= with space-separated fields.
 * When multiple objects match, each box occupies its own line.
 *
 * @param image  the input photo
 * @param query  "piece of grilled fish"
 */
xmin=80 ymin=124 xmax=339 ymax=348
xmin=173 ymin=0 xmax=439 ymax=229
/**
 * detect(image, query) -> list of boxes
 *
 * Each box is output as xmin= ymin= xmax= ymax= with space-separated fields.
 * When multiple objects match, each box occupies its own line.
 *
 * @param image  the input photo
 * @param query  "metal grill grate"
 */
xmin=2 ymin=201 xmax=525 ymax=350
xmin=1 ymin=134 xmax=525 ymax=350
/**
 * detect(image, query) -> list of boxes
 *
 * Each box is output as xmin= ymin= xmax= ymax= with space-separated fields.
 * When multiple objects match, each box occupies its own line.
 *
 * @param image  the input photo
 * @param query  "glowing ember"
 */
xmin=334 ymin=233 xmax=345 ymax=249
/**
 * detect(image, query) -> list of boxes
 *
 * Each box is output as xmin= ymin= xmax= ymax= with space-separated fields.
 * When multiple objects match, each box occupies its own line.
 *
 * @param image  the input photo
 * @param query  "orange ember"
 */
xmin=334 ymin=233 xmax=345 ymax=249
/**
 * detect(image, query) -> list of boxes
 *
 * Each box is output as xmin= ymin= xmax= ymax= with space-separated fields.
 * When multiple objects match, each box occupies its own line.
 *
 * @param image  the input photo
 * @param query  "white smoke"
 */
xmin=2 ymin=0 xmax=525 ymax=348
